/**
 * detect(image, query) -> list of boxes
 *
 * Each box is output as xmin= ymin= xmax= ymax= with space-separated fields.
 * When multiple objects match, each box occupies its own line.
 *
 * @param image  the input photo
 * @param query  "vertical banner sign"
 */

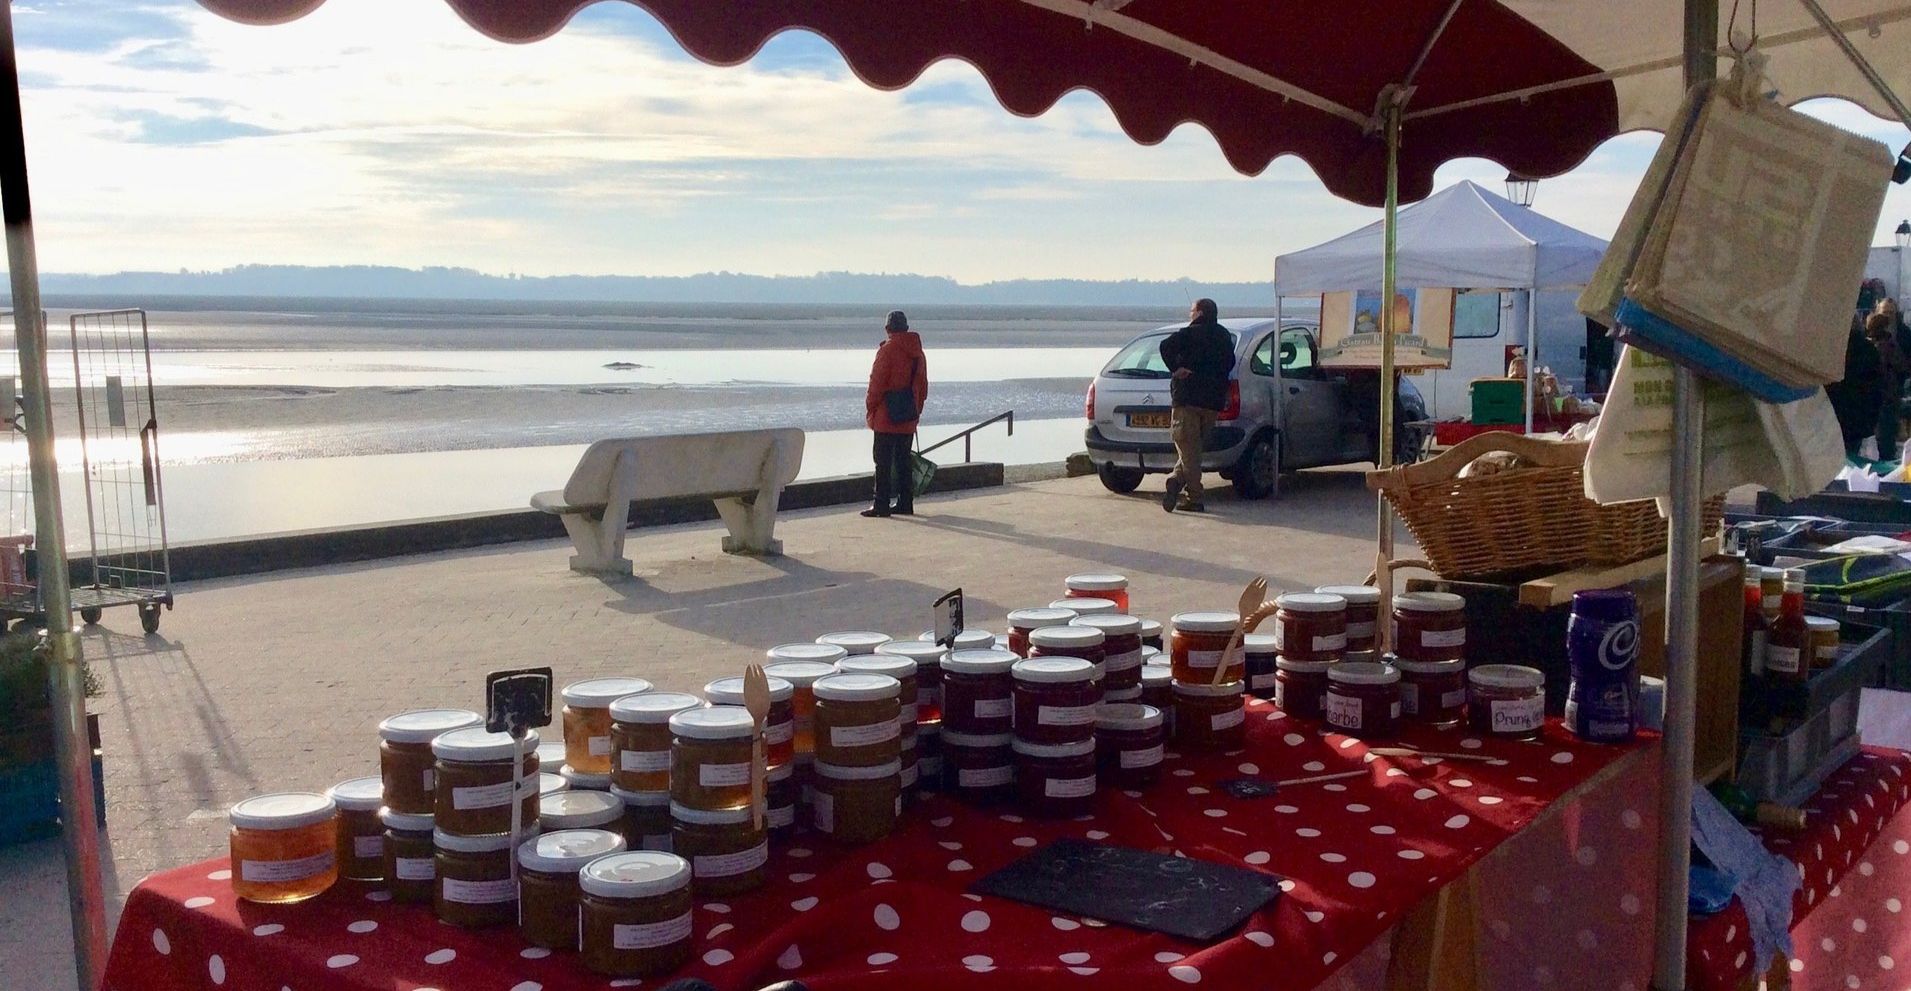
xmin=933 ymin=589 xmax=964 ymax=649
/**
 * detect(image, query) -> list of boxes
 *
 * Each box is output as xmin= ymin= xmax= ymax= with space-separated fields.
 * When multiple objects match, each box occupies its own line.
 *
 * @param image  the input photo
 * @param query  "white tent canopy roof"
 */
xmin=1272 ymin=180 xmax=1611 ymax=295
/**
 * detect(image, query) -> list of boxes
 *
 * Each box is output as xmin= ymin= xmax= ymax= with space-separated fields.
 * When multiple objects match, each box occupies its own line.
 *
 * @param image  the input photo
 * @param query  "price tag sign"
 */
xmin=485 ymin=667 xmax=554 ymax=736
xmin=933 ymin=588 xmax=965 ymax=649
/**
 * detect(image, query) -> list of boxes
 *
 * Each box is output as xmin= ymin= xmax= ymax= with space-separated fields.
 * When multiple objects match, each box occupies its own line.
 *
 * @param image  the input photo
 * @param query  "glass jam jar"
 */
xmin=941 ymin=649 xmax=1018 ymax=735
xmin=1013 ymin=657 xmax=1100 ymax=745
xmin=1242 ymin=633 xmax=1280 ymax=699
xmin=1170 ymin=612 xmax=1244 ymax=684
xmin=1096 ymin=703 xmax=1164 ymax=789
xmin=942 ymin=730 xmax=1014 ymax=803
xmin=1317 ymin=585 xmax=1382 ymax=653
xmin=380 ymin=809 xmax=436 ymax=903
xmin=1138 ymin=618 xmax=1164 ymax=651
xmin=1029 ymin=624 xmax=1108 ymax=690
xmin=1008 ymin=607 xmax=1079 ymax=657
xmin=518 ymin=828 xmax=627 ymax=950
xmin=578 ymin=851 xmax=694 ymax=979
xmin=1173 ymin=680 xmax=1246 ymax=750
xmin=228 ymin=793 xmax=338 ymax=904
xmin=1139 ymin=662 xmax=1173 ymax=717
xmin=813 ymin=759 xmax=902 ymax=844
xmin=1396 ymin=656 xmax=1467 ymax=729
xmin=1013 ymin=738 xmax=1097 ymax=817
xmin=1052 ymin=596 xmax=1118 ymax=618
xmin=431 ymin=727 xmax=540 ymax=837
xmin=765 ymin=646 xmax=846 ymax=754
xmin=670 ymin=803 xmax=767 ymax=896
xmin=610 ymin=786 xmax=672 ymax=852
xmin=1806 ymin=616 xmax=1841 ymax=671
xmin=377 ymin=708 xmax=482 ymax=816
xmin=433 ymin=829 xmax=517 ymax=929
xmin=879 ymin=639 xmax=946 ymax=728
xmin=561 ymin=677 xmax=652 ymax=775
xmin=540 ymin=789 xmax=625 ymax=833
xmin=1065 ymin=573 xmax=1130 ymax=613
xmin=1468 ymin=664 xmax=1546 ymax=740
xmin=1393 ymin=592 xmax=1467 ymax=662
xmin=560 ymin=764 xmax=611 ymax=792
xmin=705 ymin=675 xmax=795 ymax=769
xmin=669 ymin=706 xmax=756 ymax=812
xmin=812 ymin=673 xmax=902 ymax=767
xmin=1274 ymin=592 xmax=1348 ymax=661
xmin=1274 ymin=657 xmax=1331 ymax=719
xmin=1325 ymin=661 xmax=1401 ymax=739
xmin=608 ymin=692 xmax=702 ymax=794
xmin=766 ymin=762 xmax=797 ymax=837
xmin=1074 ymin=614 xmax=1144 ymax=693
xmin=839 ymin=654 xmax=919 ymax=732
xmin=327 ymin=776 xmax=385 ymax=882
xmin=816 ymin=630 xmax=891 ymax=655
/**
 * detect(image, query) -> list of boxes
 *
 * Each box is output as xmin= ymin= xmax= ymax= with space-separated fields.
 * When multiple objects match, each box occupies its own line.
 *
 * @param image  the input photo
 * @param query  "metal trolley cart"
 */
xmin=0 ymin=309 xmax=173 ymax=634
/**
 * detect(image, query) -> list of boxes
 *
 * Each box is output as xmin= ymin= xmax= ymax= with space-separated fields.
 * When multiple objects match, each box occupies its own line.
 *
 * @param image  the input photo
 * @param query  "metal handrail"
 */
xmin=919 ymin=409 xmax=1013 ymax=463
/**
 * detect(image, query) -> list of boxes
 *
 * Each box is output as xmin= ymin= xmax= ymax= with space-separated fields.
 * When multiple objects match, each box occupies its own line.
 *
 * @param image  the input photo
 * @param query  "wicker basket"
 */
xmin=1366 ymin=431 xmax=1723 ymax=579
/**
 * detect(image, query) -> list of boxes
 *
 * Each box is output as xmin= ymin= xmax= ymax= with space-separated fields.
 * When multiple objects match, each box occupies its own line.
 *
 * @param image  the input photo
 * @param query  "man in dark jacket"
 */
xmin=1157 ymin=298 xmax=1235 ymax=513
xmin=863 ymin=310 xmax=929 ymax=517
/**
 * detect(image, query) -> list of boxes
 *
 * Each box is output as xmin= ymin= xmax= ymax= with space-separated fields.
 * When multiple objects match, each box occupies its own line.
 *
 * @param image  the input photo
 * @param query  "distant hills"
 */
xmin=34 ymin=265 xmax=1274 ymax=308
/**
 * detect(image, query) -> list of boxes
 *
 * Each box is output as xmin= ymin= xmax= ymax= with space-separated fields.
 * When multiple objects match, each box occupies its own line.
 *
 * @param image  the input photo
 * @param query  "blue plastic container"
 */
xmin=1564 ymin=588 xmax=1641 ymax=744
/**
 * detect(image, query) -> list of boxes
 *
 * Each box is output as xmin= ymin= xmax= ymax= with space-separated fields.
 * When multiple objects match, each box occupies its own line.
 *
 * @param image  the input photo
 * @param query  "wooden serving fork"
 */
xmin=1212 ymin=576 xmax=1271 ymax=685
xmin=742 ymin=663 xmax=771 ymax=830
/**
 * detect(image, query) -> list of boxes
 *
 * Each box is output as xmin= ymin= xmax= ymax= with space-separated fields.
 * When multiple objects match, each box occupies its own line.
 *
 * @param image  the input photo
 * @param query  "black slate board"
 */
xmin=970 ymin=839 xmax=1280 ymax=942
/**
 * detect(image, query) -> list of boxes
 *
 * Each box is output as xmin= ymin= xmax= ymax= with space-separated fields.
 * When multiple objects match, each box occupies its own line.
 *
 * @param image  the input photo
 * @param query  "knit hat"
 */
xmin=885 ymin=310 xmax=909 ymax=332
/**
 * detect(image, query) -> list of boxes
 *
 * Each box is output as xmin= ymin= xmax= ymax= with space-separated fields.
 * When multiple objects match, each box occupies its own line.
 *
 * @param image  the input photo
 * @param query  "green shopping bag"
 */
xmin=910 ymin=450 xmax=937 ymax=498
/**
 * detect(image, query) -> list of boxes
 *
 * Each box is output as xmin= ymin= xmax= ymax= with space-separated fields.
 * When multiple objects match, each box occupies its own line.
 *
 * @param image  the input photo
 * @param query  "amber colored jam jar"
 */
xmin=228 ymin=793 xmax=338 ymax=904
xmin=1806 ymin=616 xmax=1841 ymax=671
xmin=608 ymin=692 xmax=702 ymax=794
xmin=1393 ymin=592 xmax=1468 ymax=662
xmin=812 ymin=673 xmax=902 ymax=767
xmin=1274 ymin=657 xmax=1332 ymax=720
xmin=813 ymin=759 xmax=902 ymax=844
xmin=610 ymin=786 xmax=672 ymax=852
xmin=1095 ymin=703 xmax=1164 ymax=789
xmin=669 ymin=706 xmax=756 ymax=812
xmin=839 ymin=654 xmax=919 ymax=734
xmin=766 ymin=762 xmax=797 ymax=837
xmin=1170 ymin=612 xmax=1244 ymax=684
xmin=942 ymin=730 xmax=1015 ymax=803
xmin=764 ymin=646 xmax=846 ymax=754
xmin=941 ymin=649 xmax=1017 ymax=735
xmin=433 ymin=829 xmax=517 ymax=929
xmin=670 ymin=803 xmax=767 ymax=896
xmin=517 ymin=828 xmax=627 ymax=950
xmin=1065 ymin=573 xmax=1130 ymax=614
xmin=1317 ymin=585 xmax=1382 ymax=653
xmin=1468 ymin=664 xmax=1546 ymax=740
xmin=1030 ymin=624 xmax=1108 ymax=691
xmin=578 ymin=851 xmax=695 ymax=978
xmin=1274 ymin=592 xmax=1349 ymax=662
xmin=1007 ymin=607 xmax=1079 ymax=658
xmin=1013 ymin=738 xmax=1097 ymax=817
xmin=327 ymin=776 xmax=386 ymax=882
xmin=380 ymin=809 xmax=436 ymax=902
xmin=432 ymin=728 xmax=540 ymax=837
xmin=878 ymin=640 xmax=946 ymax=726
xmin=1242 ymin=633 xmax=1280 ymax=699
xmin=1396 ymin=656 xmax=1467 ymax=729
xmin=378 ymin=708 xmax=482 ymax=816
xmin=1172 ymin=679 xmax=1246 ymax=751
xmin=561 ymin=677 xmax=653 ymax=775
xmin=559 ymin=763 xmax=611 ymax=792
xmin=1075 ymin=614 xmax=1144 ymax=694
xmin=1013 ymin=656 xmax=1099 ymax=745
xmin=540 ymin=789 xmax=624 ymax=833
xmin=1138 ymin=618 xmax=1164 ymax=651
xmin=1325 ymin=661 xmax=1402 ymax=740
xmin=915 ymin=723 xmax=943 ymax=792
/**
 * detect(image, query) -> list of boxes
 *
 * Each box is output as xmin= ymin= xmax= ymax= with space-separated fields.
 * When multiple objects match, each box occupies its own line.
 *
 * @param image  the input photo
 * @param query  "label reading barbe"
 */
xmin=1325 ymin=693 xmax=1363 ymax=730
xmin=830 ymin=719 xmax=900 ymax=748
xmin=614 ymin=911 xmax=692 ymax=950
xmin=621 ymin=749 xmax=670 ymax=773
xmin=241 ymin=850 xmax=334 ymax=884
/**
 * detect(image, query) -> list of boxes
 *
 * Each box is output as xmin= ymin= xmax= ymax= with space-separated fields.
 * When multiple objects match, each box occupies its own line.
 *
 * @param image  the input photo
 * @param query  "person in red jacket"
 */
xmin=864 ymin=310 xmax=929 ymax=517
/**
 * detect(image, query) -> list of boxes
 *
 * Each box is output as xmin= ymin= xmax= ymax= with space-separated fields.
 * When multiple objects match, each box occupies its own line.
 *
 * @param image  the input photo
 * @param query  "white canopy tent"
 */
xmin=1272 ymin=179 xmax=1611 ymax=429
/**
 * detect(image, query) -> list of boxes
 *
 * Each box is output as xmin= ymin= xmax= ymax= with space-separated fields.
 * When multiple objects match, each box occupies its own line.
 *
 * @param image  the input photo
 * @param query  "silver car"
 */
xmin=1083 ymin=319 xmax=1432 ymax=498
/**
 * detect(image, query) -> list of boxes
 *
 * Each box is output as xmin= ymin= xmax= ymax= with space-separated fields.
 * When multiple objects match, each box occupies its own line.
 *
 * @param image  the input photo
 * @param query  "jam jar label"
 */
xmin=1420 ymin=627 xmax=1467 ymax=649
xmin=1490 ymin=696 xmax=1544 ymax=733
xmin=589 ymin=736 xmax=611 ymax=757
xmin=1210 ymin=706 xmax=1246 ymax=731
xmin=974 ymin=698 xmax=1012 ymax=719
xmin=1314 ymin=633 xmax=1347 ymax=652
xmin=1038 ymin=705 xmax=1098 ymax=727
xmin=959 ymin=766 xmax=1012 ymax=788
xmin=1325 ymin=693 xmax=1364 ymax=730
xmin=241 ymin=850 xmax=334 ymax=884
xmin=441 ymin=876 xmax=516 ymax=904
xmin=901 ymin=763 xmax=920 ymax=788
xmin=1347 ymin=621 xmax=1376 ymax=639
xmin=1250 ymin=672 xmax=1278 ymax=691
xmin=694 ymin=842 xmax=768 ymax=879
xmin=768 ymin=803 xmax=795 ymax=829
xmin=1044 ymin=775 xmax=1096 ymax=798
xmin=1441 ymin=688 xmax=1467 ymax=709
xmin=1764 ymin=644 xmax=1802 ymax=675
xmin=614 ymin=911 xmax=693 ymax=950
xmin=1119 ymin=744 xmax=1164 ymax=769
xmin=451 ymin=780 xmax=518 ymax=810
xmin=1398 ymin=681 xmax=1421 ymax=714
xmin=1105 ymin=649 xmax=1143 ymax=672
xmin=1186 ymin=649 xmax=1225 ymax=669
xmin=394 ymin=857 xmax=435 ymax=881
xmin=830 ymin=719 xmax=901 ymax=748
xmin=353 ymin=835 xmax=384 ymax=859
xmin=700 ymin=762 xmax=751 ymax=787
xmin=621 ymin=749 xmax=670 ymax=773
xmin=421 ymin=769 xmax=435 ymax=794
xmin=764 ymin=719 xmax=795 ymax=745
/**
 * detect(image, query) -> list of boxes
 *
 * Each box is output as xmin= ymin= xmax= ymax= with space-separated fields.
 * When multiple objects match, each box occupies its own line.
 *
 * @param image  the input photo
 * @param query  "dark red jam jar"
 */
xmin=1274 ymin=656 xmax=1332 ymax=719
xmin=1324 ymin=661 xmax=1401 ymax=740
xmin=1007 ymin=607 xmax=1079 ymax=658
xmin=1073 ymin=614 xmax=1144 ymax=693
xmin=1095 ymin=703 xmax=1164 ymax=789
xmin=942 ymin=730 xmax=1014 ymax=803
xmin=940 ymin=649 xmax=1018 ymax=736
xmin=1393 ymin=592 xmax=1467 ymax=662
xmin=1395 ymin=655 xmax=1466 ymax=729
xmin=1317 ymin=585 xmax=1381 ymax=653
xmin=1171 ymin=679 xmax=1245 ymax=751
xmin=877 ymin=640 xmax=946 ymax=727
xmin=1012 ymin=738 xmax=1097 ymax=817
xmin=1273 ymin=592 xmax=1348 ymax=662
xmin=1242 ymin=633 xmax=1279 ymax=699
xmin=1011 ymin=657 xmax=1099 ymax=744
xmin=1029 ymin=625 xmax=1108 ymax=694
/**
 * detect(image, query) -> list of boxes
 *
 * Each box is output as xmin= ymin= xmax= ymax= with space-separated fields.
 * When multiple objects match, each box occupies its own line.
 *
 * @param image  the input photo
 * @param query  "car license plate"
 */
xmin=1127 ymin=411 xmax=1172 ymax=429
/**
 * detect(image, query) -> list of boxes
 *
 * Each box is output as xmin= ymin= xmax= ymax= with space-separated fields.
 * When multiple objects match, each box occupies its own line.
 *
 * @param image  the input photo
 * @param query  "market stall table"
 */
xmin=103 ymin=702 xmax=1649 ymax=991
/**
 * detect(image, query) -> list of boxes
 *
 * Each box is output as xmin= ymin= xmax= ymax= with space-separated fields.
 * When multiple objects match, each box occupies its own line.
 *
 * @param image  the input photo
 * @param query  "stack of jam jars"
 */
xmin=1007 ymin=607 xmax=1078 ymax=657
xmin=940 ymin=648 xmax=1018 ymax=803
xmin=1073 ymin=613 xmax=1145 ymax=701
xmin=1168 ymin=612 xmax=1246 ymax=750
xmin=1391 ymin=591 xmax=1468 ymax=733
xmin=765 ymin=642 xmax=847 ymax=813
xmin=429 ymin=725 xmax=541 ymax=927
xmin=1011 ymin=655 xmax=1098 ymax=816
xmin=877 ymin=639 xmax=946 ymax=792
xmin=1028 ymin=624 xmax=1108 ymax=700
xmin=1317 ymin=584 xmax=1382 ymax=659
xmin=809 ymin=672 xmax=903 ymax=843
xmin=1272 ymin=592 xmax=1349 ymax=730
xmin=1063 ymin=573 xmax=1130 ymax=613
xmin=606 ymin=692 xmax=700 ymax=853
xmin=560 ymin=677 xmax=653 ymax=776
xmin=667 ymin=705 xmax=765 ymax=893
xmin=838 ymin=654 xmax=920 ymax=797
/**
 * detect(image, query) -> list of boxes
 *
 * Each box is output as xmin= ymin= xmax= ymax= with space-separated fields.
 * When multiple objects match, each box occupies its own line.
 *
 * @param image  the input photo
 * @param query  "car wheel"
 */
xmin=1233 ymin=433 xmax=1280 ymax=500
xmin=1097 ymin=462 xmax=1145 ymax=494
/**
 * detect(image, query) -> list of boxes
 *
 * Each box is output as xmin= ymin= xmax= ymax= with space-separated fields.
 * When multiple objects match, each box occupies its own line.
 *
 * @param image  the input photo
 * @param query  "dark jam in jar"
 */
xmin=1013 ymin=738 xmax=1097 ymax=817
xmin=1074 ymin=614 xmax=1144 ymax=694
xmin=1029 ymin=625 xmax=1108 ymax=693
xmin=1274 ymin=657 xmax=1331 ymax=719
xmin=1317 ymin=585 xmax=1381 ymax=653
xmin=577 ymin=852 xmax=694 ymax=979
xmin=1242 ymin=633 xmax=1279 ymax=699
xmin=1467 ymin=664 xmax=1546 ymax=740
xmin=1172 ymin=680 xmax=1245 ymax=751
xmin=1095 ymin=703 xmax=1164 ymax=789
xmin=1008 ymin=607 xmax=1079 ymax=658
xmin=943 ymin=730 xmax=1015 ymax=803
xmin=1273 ymin=592 xmax=1348 ymax=662
xmin=517 ymin=828 xmax=627 ymax=950
xmin=1011 ymin=657 xmax=1099 ymax=745
xmin=1395 ymin=656 xmax=1466 ymax=729
xmin=1393 ymin=592 xmax=1467 ymax=662
xmin=1324 ymin=661 xmax=1401 ymax=740
xmin=941 ymin=649 xmax=1017 ymax=735
xmin=877 ymin=640 xmax=947 ymax=726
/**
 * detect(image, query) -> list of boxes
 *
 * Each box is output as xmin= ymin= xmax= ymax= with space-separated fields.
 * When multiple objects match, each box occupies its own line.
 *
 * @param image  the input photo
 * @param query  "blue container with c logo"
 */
xmin=1564 ymin=589 xmax=1640 ymax=744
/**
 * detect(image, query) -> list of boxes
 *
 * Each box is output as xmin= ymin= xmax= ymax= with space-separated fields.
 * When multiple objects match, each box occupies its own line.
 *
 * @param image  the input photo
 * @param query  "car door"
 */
xmin=1275 ymin=326 xmax=1343 ymax=467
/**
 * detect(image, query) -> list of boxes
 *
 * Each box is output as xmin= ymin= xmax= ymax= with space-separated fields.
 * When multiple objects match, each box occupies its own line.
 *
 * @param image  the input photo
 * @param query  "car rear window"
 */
xmin=1103 ymin=330 xmax=1237 ymax=379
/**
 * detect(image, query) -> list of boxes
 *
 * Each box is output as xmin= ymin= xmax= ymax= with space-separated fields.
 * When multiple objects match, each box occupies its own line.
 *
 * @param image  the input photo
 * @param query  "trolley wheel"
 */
xmin=139 ymin=604 xmax=161 ymax=634
xmin=80 ymin=606 xmax=103 ymax=625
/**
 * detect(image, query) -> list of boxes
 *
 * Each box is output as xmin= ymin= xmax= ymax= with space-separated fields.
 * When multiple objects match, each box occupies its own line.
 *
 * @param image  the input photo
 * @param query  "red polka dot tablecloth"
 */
xmin=1687 ymin=746 xmax=1911 ymax=991
xmin=102 ymin=706 xmax=1649 ymax=991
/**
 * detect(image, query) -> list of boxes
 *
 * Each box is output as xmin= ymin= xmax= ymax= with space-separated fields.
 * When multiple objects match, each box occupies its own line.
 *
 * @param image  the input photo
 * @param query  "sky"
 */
xmin=11 ymin=0 xmax=1911 ymax=283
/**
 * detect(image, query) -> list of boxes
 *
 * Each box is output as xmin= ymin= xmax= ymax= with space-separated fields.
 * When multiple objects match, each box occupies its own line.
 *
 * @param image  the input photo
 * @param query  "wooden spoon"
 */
xmin=742 ymin=663 xmax=771 ymax=830
xmin=1212 ymin=576 xmax=1269 ymax=685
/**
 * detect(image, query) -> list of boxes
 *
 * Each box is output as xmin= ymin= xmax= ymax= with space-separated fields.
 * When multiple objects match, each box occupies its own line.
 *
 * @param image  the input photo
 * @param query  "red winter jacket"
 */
xmin=866 ymin=330 xmax=929 ymax=433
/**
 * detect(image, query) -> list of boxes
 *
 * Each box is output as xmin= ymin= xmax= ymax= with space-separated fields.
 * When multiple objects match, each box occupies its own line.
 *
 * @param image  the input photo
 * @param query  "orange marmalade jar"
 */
xmin=378 ymin=708 xmax=482 ymax=816
xmin=1064 ymin=573 xmax=1131 ymax=614
xmin=1170 ymin=612 xmax=1243 ymax=684
xmin=765 ymin=645 xmax=847 ymax=754
xmin=431 ymin=728 xmax=541 ymax=837
xmin=228 ymin=793 xmax=339 ymax=904
xmin=608 ymin=692 xmax=702 ymax=794
xmin=561 ymin=677 xmax=652 ymax=775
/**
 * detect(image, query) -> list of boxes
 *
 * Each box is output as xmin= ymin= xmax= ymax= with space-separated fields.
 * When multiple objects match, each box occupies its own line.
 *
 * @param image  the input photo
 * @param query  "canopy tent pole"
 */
xmin=1375 ymin=91 xmax=1403 ymax=640
xmin=0 ymin=3 xmax=104 ymax=988
xmin=1523 ymin=289 xmax=1538 ymax=433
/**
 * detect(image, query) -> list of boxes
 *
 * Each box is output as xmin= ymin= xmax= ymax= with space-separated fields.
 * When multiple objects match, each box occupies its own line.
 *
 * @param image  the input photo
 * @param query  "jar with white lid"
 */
xmin=706 ymin=675 xmax=795 ymax=769
xmin=535 ymin=741 xmax=567 ymax=773
xmin=1317 ymin=584 xmax=1382 ymax=653
xmin=539 ymin=789 xmax=625 ymax=833
xmin=1170 ymin=611 xmax=1244 ymax=684
xmin=1273 ymin=592 xmax=1348 ymax=662
xmin=434 ymin=828 xmax=517 ymax=928
xmin=228 ymin=793 xmax=338 ymax=904
xmin=668 ymin=706 xmax=757 ymax=812
xmin=1052 ymin=596 xmax=1118 ymax=618
xmin=610 ymin=785 xmax=672 ymax=852
xmin=327 ymin=776 xmax=386 ymax=881
xmin=815 ymin=630 xmax=891 ymax=655
xmin=378 ymin=708 xmax=482 ymax=815
xmin=431 ymin=727 xmax=540 ymax=837
xmin=878 ymin=640 xmax=947 ymax=725
xmin=1095 ymin=703 xmax=1164 ymax=788
xmin=1172 ymin=679 xmax=1246 ymax=750
xmin=812 ymin=759 xmax=902 ymax=844
xmin=942 ymin=648 xmax=1018 ymax=735
xmin=1029 ymin=625 xmax=1108 ymax=695
xmin=838 ymin=654 xmax=919 ymax=740
xmin=1064 ymin=573 xmax=1130 ymax=613
xmin=561 ymin=677 xmax=652 ymax=775
xmin=381 ymin=808 xmax=436 ymax=903
xmin=670 ymin=803 xmax=766 ymax=895
xmin=1242 ymin=633 xmax=1280 ymax=698
xmin=1012 ymin=656 xmax=1099 ymax=745
xmin=560 ymin=764 xmax=612 ymax=792
xmin=1013 ymin=738 xmax=1097 ymax=817
xmin=608 ymin=692 xmax=702 ymax=793
xmin=578 ymin=851 xmax=694 ymax=978
xmin=1008 ymin=607 xmax=1080 ymax=657
xmin=1074 ymin=613 xmax=1144 ymax=693
xmin=812 ymin=673 xmax=902 ymax=767
xmin=518 ymin=828 xmax=627 ymax=950
xmin=1468 ymin=664 xmax=1546 ymax=740
xmin=1137 ymin=617 xmax=1164 ymax=651
xmin=766 ymin=646 xmax=847 ymax=754
xmin=1394 ymin=591 xmax=1467 ymax=662
xmin=1325 ymin=661 xmax=1401 ymax=739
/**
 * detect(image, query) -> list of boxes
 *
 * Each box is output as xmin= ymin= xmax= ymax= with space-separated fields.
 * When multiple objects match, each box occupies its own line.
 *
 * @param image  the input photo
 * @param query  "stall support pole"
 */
xmin=0 ymin=4 xmax=104 ymax=988
xmin=1523 ymin=287 xmax=1538 ymax=433
xmin=1374 ymin=97 xmax=1402 ymax=644
xmin=1651 ymin=4 xmax=1716 ymax=989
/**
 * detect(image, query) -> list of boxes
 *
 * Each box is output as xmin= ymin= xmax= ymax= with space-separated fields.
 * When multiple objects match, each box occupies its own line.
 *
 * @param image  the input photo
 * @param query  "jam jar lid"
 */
xmin=1328 ymin=661 xmax=1401 ymax=686
xmin=1012 ymin=737 xmax=1096 ymax=759
xmin=1242 ymin=633 xmax=1279 ymax=654
xmin=1065 ymin=573 xmax=1128 ymax=591
xmin=1276 ymin=592 xmax=1346 ymax=613
xmin=518 ymin=827 xmax=625 ymax=873
xmin=1804 ymin=616 xmax=1840 ymax=633
xmin=816 ymin=631 xmax=892 ymax=652
xmin=942 ymin=649 xmax=1019 ymax=675
xmin=561 ymin=677 xmax=653 ymax=707
xmin=608 ymin=786 xmax=671 ymax=807
xmin=816 ymin=759 xmax=903 ymax=781
xmin=1274 ymin=656 xmax=1334 ymax=673
xmin=431 ymin=727 xmax=540 ymax=762
xmin=1137 ymin=617 xmax=1163 ymax=636
xmin=669 ymin=802 xmax=754 ymax=826
xmin=1029 ymin=625 xmax=1105 ymax=649
xmin=941 ymin=729 xmax=1014 ymax=747
xmin=668 ymin=706 xmax=757 ymax=740
xmin=705 ymin=676 xmax=794 ymax=706
xmin=1141 ymin=646 xmax=1165 ymax=663
xmin=1052 ymin=597 xmax=1118 ymax=615
xmin=1140 ymin=665 xmax=1171 ymax=686
xmin=609 ymin=691 xmax=703 ymax=724
xmin=378 ymin=808 xmax=434 ymax=831
xmin=540 ymin=791 xmax=625 ymax=829
xmin=229 ymin=793 xmax=335 ymax=831
xmin=1171 ymin=611 xmax=1240 ymax=633
xmin=919 ymin=629 xmax=998 ymax=651
xmin=434 ymin=828 xmax=515 ymax=854
xmin=540 ymin=773 xmax=570 ymax=797
xmin=560 ymin=765 xmax=611 ymax=789
xmin=535 ymin=742 xmax=567 ymax=768
xmin=579 ymin=851 xmax=692 ymax=900
xmin=766 ymin=643 xmax=850 ymax=667
xmin=812 ymin=673 xmax=901 ymax=701
xmin=1316 ymin=584 xmax=1382 ymax=604
xmin=1096 ymin=702 xmax=1163 ymax=731
xmin=1394 ymin=591 xmax=1465 ymax=613
xmin=377 ymin=708 xmax=483 ymax=744
xmin=1008 ymin=607 xmax=1079 ymax=628
xmin=1172 ymin=679 xmax=1245 ymax=697
xmin=1073 ymin=614 xmax=1142 ymax=636
xmin=876 ymin=641 xmax=948 ymax=666
xmin=326 ymin=776 xmax=384 ymax=812
xmin=1468 ymin=664 xmax=1544 ymax=689
xmin=1392 ymin=655 xmax=1466 ymax=674
xmin=762 ymin=658 xmax=843 ymax=685
xmin=838 ymin=656 xmax=918 ymax=681
xmin=1012 ymin=657 xmax=1095 ymax=684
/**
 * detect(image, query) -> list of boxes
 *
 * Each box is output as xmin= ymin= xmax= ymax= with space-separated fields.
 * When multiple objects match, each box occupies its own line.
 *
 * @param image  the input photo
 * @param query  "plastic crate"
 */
xmin=1469 ymin=378 xmax=1525 ymax=425
xmin=1735 ymin=621 xmax=1883 ymax=802
xmin=0 ymin=751 xmax=105 ymax=847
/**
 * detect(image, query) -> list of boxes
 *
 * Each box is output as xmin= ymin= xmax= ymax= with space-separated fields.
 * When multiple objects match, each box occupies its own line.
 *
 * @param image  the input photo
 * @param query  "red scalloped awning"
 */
xmin=192 ymin=0 xmax=1622 ymax=207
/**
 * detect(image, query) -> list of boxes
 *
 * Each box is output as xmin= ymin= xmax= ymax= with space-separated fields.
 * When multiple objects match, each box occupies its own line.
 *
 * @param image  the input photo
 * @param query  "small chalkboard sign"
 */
xmin=933 ymin=588 xmax=964 ymax=649
xmin=971 ymin=839 xmax=1279 ymax=942
xmin=485 ymin=667 xmax=553 ymax=735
